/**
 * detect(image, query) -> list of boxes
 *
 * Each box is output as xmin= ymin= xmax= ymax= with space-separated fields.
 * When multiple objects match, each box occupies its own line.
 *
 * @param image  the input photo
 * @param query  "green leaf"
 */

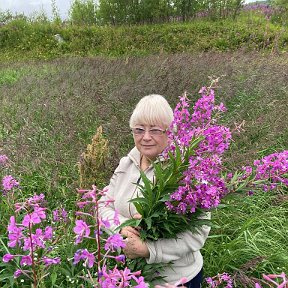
xmin=160 ymin=194 xmax=171 ymax=201
xmin=145 ymin=217 xmax=152 ymax=229
xmin=133 ymin=202 xmax=145 ymax=216
xmin=118 ymin=218 xmax=139 ymax=230
xmin=51 ymin=272 xmax=57 ymax=285
xmin=129 ymin=197 xmax=149 ymax=205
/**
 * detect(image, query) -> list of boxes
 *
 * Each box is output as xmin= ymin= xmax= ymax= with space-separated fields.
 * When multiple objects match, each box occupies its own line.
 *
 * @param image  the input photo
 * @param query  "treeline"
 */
xmin=1 ymin=0 xmax=287 ymax=26
xmin=71 ymin=0 xmax=243 ymax=25
xmin=65 ymin=0 xmax=288 ymax=25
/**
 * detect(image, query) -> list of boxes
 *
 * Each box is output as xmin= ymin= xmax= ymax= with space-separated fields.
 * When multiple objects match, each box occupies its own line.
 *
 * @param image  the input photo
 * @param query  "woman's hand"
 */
xmin=122 ymin=234 xmax=149 ymax=259
xmin=120 ymin=226 xmax=140 ymax=237
xmin=120 ymin=213 xmax=148 ymax=259
xmin=119 ymin=213 xmax=142 ymax=237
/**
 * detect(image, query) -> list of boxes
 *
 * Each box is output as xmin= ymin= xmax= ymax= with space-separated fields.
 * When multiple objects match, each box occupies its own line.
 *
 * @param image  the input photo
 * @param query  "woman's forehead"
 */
xmin=135 ymin=123 xmax=164 ymax=128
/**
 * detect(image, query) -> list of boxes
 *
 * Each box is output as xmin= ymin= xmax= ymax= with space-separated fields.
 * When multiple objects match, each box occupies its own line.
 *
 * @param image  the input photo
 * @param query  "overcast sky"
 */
xmin=0 ymin=0 xmax=72 ymax=19
xmin=0 ymin=0 xmax=258 ymax=20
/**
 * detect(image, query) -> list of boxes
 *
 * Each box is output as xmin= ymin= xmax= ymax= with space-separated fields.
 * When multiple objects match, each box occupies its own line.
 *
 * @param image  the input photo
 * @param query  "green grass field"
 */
xmin=0 ymin=38 xmax=288 ymax=287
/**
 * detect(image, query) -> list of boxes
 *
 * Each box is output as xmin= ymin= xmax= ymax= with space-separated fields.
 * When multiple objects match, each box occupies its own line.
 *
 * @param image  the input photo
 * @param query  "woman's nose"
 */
xmin=142 ymin=130 xmax=152 ymax=140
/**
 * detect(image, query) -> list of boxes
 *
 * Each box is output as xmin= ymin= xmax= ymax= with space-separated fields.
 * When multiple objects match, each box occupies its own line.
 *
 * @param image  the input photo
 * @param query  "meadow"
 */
xmin=0 ymin=9 xmax=288 ymax=288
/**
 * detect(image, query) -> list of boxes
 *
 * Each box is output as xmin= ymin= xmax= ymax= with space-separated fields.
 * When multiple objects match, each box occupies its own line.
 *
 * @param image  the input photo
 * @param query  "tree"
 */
xmin=51 ymin=0 xmax=62 ymax=25
xmin=69 ymin=0 xmax=98 ymax=25
xmin=174 ymin=0 xmax=199 ymax=21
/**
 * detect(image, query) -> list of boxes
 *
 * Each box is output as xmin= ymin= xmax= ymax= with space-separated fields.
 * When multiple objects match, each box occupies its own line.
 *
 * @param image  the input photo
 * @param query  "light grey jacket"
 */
xmin=100 ymin=147 xmax=210 ymax=284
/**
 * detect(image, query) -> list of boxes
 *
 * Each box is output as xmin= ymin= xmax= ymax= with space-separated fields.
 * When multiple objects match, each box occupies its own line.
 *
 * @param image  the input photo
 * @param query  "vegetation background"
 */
xmin=0 ymin=0 xmax=287 ymax=286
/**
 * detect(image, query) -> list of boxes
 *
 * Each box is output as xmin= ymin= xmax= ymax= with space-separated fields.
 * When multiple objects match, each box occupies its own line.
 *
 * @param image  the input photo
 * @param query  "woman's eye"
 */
xmin=135 ymin=128 xmax=145 ymax=133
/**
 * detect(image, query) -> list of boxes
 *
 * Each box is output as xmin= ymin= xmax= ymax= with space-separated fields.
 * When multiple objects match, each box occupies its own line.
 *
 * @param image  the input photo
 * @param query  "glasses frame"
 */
xmin=131 ymin=127 xmax=167 ymax=137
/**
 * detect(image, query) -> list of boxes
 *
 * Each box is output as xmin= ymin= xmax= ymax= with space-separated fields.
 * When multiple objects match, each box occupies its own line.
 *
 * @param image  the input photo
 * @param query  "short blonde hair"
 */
xmin=129 ymin=94 xmax=173 ymax=128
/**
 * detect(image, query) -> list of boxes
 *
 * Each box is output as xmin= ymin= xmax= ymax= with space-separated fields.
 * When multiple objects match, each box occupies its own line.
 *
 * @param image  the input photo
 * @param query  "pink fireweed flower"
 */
xmin=73 ymin=220 xmax=90 ymax=244
xmin=2 ymin=175 xmax=19 ymax=191
xmin=164 ymin=88 xmax=230 ymax=215
xmin=104 ymin=234 xmax=126 ymax=251
xmin=22 ymin=209 xmax=46 ymax=227
xmin=27 ymin=193 xmax=45 ymax=205
xmin=8 ymin=216 xmax=24 ymax=248
xmin=113 ymin=209 xmax=120 ymax=226
xmin=14 ymin=269 xmax=23 ymax=278
xmin=2 ymin=253 xmax=15 ymax=262
xmin=15 ymin=194 xmax=46 ymax=213
xmin=0 ymin=154 xmax=9 ymax=166
xmin=254 ymin=151 xmax=288 ymax=184
xmin=20 ymin=255 xmax=32 ymax=266
xmin=44 ymin=226 xmax=53 ymax=240
xmin=53 ymin=208 xmax=68 ymax=222
xmin=115 ymin=254 xmax=126 ymax=264
xmin=262 ymin=272 xmax=288 ymax=287
xmin=73 ymin=249 xmax=95 ymax=268
xmin=99 ymin=217 xmax=111 ymax=229
xmin=99 ymin=266 xmax=147 ymax=287
xmin=198 ymin=125 xmax=231 ymax=155
xmin=23 ymin=229 xmax=46 ymax=251
xmin=5 ymin=193 xmax=61 ymax=284
xmin=206 ymin=272 xmax=233 ymax=288
xmin=237 ymin=151 xmax=288 ymax=193
xmin=42 ymin=256 xmax=61 ymax=266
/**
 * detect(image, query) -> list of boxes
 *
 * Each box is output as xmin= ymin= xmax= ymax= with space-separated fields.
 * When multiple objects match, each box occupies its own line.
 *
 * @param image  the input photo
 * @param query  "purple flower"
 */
xmin=104 ymin=234 xmax=126 ymax=251
xmin=44 ymin=226 xmax=53 ymax=240
xmin=8 ymin=216 xmax=24 ymax=248
xmin=20 ymin=255 xmax=32 ymax=266
xmin=73 ymin=220 xmax=90 ymax=243
xmin=100 ymin=217 xmax=111 ymax=228
xmin=2 ymin=253 xmax=15 ymax=262
xmin=73 ymin=249 xmax=95 ymax=268
xmin=99 ymin=266 xmax=146 ymax=287
xmin=2 ymin=175 xmax=19 ymax=191
xmin=14 ymin=269 xmax=23 ymax=278
xmin=115 ymin=254 xmax=126 ymax=264
xmin=113 ymin=209 xmax=120 ymax=226
xmin=53 ymin=208 xmax=68 ymax=222
xmin=42 ymin=256 xmax=61 ymax=266
xmin=206 ymin=272 xmax=233 ymax=288
xmin=164 ymin=88 xmax=231 ymax=215
xmin=22 ymin=212 xmax=42 ymax=227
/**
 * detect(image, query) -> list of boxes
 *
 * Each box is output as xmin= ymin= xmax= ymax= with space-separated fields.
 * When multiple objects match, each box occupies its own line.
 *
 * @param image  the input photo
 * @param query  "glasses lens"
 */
xmin=132 ymin=127 xmax=165 ymax=136
xmin=149 ymin=129 xmax=164 ymax=136
xmin=132 ymin=128 xmax=145 ymax=135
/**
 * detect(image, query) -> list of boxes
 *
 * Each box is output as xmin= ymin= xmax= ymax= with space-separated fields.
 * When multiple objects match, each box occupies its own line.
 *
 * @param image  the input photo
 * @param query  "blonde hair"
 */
xmin=129 ymin=94 xmax=173 ymax=129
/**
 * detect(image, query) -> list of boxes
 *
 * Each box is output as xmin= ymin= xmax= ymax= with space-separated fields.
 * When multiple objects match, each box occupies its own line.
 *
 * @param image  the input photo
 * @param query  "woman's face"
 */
xmin=132 ymin=124 xmax=168 ymax=161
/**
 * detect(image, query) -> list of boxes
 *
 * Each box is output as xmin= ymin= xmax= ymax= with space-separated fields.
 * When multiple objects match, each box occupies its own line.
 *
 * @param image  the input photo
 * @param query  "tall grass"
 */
xmin=0 ymin=51 xmax=287 ymax=286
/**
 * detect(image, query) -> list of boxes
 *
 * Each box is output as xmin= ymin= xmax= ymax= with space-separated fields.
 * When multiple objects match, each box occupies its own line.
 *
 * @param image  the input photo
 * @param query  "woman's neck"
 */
xmin=140 ymin=155 xmax=152 ymax=171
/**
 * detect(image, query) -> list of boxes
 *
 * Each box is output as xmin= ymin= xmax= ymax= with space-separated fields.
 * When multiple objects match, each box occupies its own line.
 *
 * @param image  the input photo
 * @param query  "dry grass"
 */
xmin=0 ymin=51 xmax=287 ymax=204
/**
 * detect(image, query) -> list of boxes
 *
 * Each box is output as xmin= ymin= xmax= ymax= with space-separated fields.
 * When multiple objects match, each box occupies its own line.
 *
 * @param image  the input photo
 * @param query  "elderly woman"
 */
xmin=100 ymin=94 xmax=210 ymax=287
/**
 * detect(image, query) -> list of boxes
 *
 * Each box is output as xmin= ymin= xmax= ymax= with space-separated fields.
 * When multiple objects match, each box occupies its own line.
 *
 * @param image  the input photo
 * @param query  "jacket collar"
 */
xmin=128 ymin=147 xmax=141 ymax=168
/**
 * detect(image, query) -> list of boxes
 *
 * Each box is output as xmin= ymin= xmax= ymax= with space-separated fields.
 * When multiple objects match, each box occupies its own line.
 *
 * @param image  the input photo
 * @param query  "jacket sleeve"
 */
xmin=145 ymin=213 xmax=211 ymax=264
xmin=99 ymin=159 xmax=130 ymax=232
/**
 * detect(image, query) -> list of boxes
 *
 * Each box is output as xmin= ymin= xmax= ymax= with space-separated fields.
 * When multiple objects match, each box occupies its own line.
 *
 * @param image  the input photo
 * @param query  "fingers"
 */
xmin=122 ymin=234 xmax=149 ymax=259
xmin=133 ymin=213 xmax=142 ymax=220
xmin=120 ymin=226 xmax=140 ymax=237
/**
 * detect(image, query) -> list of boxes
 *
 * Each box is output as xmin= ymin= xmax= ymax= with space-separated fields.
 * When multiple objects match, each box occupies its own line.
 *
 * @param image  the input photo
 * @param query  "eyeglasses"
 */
xmin=131 ymin=127 xmax=167 ymax=136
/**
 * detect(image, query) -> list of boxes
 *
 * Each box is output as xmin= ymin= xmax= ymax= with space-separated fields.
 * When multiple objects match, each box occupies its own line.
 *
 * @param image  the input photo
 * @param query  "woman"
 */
xmin=100 ymin=94 xmax=210 ymax=287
